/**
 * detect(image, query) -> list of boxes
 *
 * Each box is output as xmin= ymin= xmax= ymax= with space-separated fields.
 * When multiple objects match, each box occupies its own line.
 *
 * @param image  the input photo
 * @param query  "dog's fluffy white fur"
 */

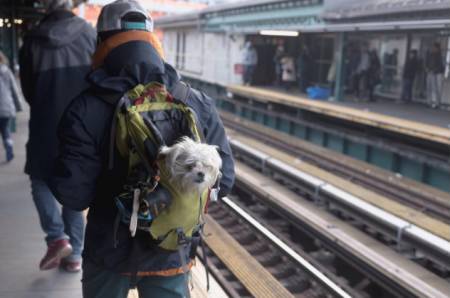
xmin=159 ymin=137 xmax=222 ymax=194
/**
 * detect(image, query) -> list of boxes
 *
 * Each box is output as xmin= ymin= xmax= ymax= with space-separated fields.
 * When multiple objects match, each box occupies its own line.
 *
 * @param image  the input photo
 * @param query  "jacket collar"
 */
xmin=87 ymin=41 xmax=179 ymax=94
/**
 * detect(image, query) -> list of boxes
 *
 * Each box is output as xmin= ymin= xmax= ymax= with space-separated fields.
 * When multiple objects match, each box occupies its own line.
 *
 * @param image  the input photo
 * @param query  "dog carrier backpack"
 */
xmin=104 ymin=81 xmax=215 ymax=249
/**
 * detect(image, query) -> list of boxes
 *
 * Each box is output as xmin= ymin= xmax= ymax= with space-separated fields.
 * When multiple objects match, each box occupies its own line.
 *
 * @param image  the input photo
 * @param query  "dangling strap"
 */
xmin=171 ymin=81 xmax=191 ymax=104
xmin=187 ymin=107 xmax=205 ymax=143
xmin=200 ymin=234 xmax=210 ymax=291
xmin=142 ymin=114 xmax=166 ymax=147
xmin=177 ymin=228 xmax=191 ymax=298
xmin=113 ymin=212 xmax=121 ymax=248
xmin=129 ymin=188 xmax=141 ymax=237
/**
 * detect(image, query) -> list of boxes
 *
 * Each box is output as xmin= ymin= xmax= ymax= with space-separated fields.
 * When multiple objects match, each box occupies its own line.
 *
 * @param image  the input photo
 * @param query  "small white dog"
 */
xmin=158 ymin=137 xmax=222 ymax=194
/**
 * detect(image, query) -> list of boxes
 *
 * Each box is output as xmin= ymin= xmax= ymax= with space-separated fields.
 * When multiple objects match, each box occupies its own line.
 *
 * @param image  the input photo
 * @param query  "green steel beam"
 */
xmin=205 ymin=5 xmax=323 ymax=30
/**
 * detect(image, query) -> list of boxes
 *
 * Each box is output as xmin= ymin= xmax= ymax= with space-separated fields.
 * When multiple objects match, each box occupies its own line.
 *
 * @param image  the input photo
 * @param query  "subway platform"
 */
xmin=0 ymin=111 xmax=226 ymax=298
xmin=260 ymin=86 xmax=450 ymax=129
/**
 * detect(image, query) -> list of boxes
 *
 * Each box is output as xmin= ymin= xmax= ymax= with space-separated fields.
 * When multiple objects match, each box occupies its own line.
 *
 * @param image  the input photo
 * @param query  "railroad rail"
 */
xmin=200 ymin=200 xmax=358 ymax=297
xmin=227 ymin=135 xmax=450 ymax=271
xmin=221 ymin=111 xmax=450 ymax=224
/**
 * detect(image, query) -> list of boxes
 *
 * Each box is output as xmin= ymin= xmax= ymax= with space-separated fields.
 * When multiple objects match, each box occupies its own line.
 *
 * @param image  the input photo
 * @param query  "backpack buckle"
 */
xmin=176 ymin=228 xmax=190 ymax=246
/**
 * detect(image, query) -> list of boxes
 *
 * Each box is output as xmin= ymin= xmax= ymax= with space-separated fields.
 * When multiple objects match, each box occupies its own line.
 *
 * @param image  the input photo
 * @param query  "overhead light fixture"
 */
xmin=259 ymin=30 xmax=299 ymax=37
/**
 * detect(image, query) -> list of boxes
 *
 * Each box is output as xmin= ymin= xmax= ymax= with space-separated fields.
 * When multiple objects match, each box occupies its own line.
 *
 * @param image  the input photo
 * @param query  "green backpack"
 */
xmin=104 ymin=81 xmax=216 ymax=252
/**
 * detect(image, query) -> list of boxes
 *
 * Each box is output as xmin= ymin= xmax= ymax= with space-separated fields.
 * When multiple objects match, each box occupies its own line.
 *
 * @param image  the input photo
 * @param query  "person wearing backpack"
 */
xmin=19 ymin=0 xmax=96 ymax=272
xmin=49 ymin=1 xmax=235 ymax=297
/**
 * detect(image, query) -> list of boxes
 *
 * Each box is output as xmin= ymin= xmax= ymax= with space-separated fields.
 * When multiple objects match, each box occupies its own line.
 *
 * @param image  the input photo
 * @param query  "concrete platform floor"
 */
xmin=0 ymin=110 xmax=227 ymax=298
xmin=261 ymin=86 xmax=450 ymax=128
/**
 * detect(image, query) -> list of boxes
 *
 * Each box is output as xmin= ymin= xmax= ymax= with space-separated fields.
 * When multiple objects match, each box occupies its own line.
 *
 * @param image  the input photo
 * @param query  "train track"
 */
xmin=200 ymin=196 xmax=363 ymax=298
xmin=229 ymin=135 xmax=449 ymax=272
xmin=199 ymin=177 xmax=449 ymax=298
xmin=221 ymin=112 xmax=450 ymax=223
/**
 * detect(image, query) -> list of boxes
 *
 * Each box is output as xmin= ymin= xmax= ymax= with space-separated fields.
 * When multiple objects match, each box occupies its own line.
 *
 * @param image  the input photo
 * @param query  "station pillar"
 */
xmin=334 ymin=32 xmax=346 ymax=101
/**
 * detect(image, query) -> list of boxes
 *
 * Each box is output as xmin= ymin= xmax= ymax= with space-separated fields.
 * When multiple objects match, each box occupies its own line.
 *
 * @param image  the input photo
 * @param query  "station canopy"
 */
xmin=322 ymin=0 xmax=450 ymax=20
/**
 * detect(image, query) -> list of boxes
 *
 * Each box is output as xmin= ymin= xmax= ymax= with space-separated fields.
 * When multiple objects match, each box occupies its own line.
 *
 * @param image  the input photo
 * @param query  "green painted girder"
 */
xmin=205 ymin=5 xmax=324 ymax=30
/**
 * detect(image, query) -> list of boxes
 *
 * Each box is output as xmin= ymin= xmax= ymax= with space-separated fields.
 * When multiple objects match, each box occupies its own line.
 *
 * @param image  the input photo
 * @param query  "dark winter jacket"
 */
xmin=402 ymin=56 xmax=420 ymax=80
xmin=19 ymin=10 xmax=96 ymax=179
xmin=425 ymin=51 xmax=444 ymax=74
xmin=50 ymin=41 xmax=235 ymax=274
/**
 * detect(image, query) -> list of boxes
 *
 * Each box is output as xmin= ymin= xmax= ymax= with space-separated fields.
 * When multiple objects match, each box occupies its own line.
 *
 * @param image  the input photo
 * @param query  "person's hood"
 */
xmin=87 ymin=40 xmax=179 ymax=94
xmin=29 ymin=11 xmax=89 ymax=47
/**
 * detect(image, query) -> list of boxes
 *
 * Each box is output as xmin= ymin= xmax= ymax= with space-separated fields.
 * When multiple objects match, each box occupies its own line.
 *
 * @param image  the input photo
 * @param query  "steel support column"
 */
xmin=334 ymin=32 xmax=346 ymax=101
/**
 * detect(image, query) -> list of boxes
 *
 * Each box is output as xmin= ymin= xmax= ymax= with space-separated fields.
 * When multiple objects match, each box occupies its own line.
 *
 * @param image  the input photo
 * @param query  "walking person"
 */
xmin=19 ymin=0 xmax=96 ymax=272
xmin=49 ymin=1 xmax=235 ymax=297
xmin=400 ymin=49 xmax=420 ymax=103
xmin=425 ymin=43 xmax=445 ymax=108
xmin=0 ymin=51 xmax=22 ymax=162
xmin=242 ymin=41 xmax=258 ymax=85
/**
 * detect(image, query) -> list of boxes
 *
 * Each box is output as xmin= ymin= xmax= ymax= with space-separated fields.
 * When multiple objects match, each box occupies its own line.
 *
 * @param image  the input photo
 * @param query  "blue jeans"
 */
xmin=31 ymin=178 xmax=84 ymax=261
xmin=82 ymin=261 xmax=188 ymax=298
xmin=0 ymin=117 xmax=13 ymax=161
xmin=401 ymin=78 xmax=414 ymax=102
xmin=243 ymin=65 xmax=256 ymax=85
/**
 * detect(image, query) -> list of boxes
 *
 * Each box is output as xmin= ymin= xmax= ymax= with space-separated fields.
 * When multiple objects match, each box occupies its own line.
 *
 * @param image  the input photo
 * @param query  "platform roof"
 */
xmin=156 ymin=0 xmax=450 ymax=33
xmin=322 ymin=0 xmax=450 ymax=21
xmin=156 ymin=0 xmax=325 ymax=31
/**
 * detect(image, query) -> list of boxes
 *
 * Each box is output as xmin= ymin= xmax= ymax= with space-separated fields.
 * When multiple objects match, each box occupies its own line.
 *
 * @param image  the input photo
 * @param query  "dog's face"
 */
xmin=159 ymin=137 xmax=222 ymax=193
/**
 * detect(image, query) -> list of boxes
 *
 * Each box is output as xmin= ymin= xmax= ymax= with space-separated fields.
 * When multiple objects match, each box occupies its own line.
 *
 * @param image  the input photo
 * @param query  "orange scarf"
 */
xmin=92 ymin=31 xmax=165 ymax=69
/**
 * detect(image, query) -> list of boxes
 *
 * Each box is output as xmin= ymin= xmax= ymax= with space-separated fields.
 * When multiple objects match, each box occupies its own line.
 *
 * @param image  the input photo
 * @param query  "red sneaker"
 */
xmin=39 ymin=239 xmax=73 ymax=270
xmin=60 ymin=259 xmax=81 ymax=273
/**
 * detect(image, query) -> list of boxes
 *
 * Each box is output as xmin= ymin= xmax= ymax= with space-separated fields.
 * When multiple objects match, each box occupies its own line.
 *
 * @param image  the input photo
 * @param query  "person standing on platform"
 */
xmin=354 ymin=46 xmax=370 ymax=99
xmin=367 ymin=50 xmax=381 ymax=102
xmin=19 ymin=0 xmax=96 ymax=272
xmin=242 ymin=41 xmax=258 ymax=86
xmin=49 ymin=1 xmax=234 ymax=297
xmin=400 ymin=49 xmax=420 ymax=103
xmin=366 ymin=50 xmax=381 ymax=102
xmin=425 ymin=43 xmax=445 ymax=108
xmin=273 ymin=44 xmax=284 ymax=87
xmin=297 ymin=46 xmax=311 ymax=92
xmin=0 ymin=50 xmax=22 ymax=162
xmin=281 ymin=54 xmax=296 ymax=91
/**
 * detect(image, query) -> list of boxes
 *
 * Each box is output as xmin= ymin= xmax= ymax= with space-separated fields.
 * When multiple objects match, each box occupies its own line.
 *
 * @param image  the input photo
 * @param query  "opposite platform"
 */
xmin=228 ymin=85 xmax=450 ymax=146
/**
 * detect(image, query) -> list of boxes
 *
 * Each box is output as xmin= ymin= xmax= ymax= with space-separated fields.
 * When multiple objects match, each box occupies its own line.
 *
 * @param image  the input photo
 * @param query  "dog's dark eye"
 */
xmin=185 ymin=163 xmax=195 ymax=171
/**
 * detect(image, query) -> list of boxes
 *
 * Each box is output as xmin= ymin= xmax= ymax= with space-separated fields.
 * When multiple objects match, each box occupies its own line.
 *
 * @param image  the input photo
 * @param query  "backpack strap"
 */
xmin=108 ymin=95 xmax=128 ymax=170
xmin=170 ymin=81 xmax=206 ymax=143
xmin=90 ymin=87 xmax=124 ymax=105
xmin=170 ymin=81 xmax=191 ymax=104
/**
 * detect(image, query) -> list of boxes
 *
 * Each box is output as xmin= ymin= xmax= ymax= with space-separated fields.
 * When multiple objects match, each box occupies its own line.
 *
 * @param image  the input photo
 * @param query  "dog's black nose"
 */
xmin=197 ymin=172 xmax=205 ymax=179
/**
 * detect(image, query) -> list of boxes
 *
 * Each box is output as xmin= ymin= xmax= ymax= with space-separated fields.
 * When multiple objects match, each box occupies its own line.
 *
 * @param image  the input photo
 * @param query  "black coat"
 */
xmin=19 ymin=10 xmax=96 ymax=179
xmin=403 ymin=57 xmax=420 ymax=80
xmin=49 ymin=41 xmax=235 ymax=274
